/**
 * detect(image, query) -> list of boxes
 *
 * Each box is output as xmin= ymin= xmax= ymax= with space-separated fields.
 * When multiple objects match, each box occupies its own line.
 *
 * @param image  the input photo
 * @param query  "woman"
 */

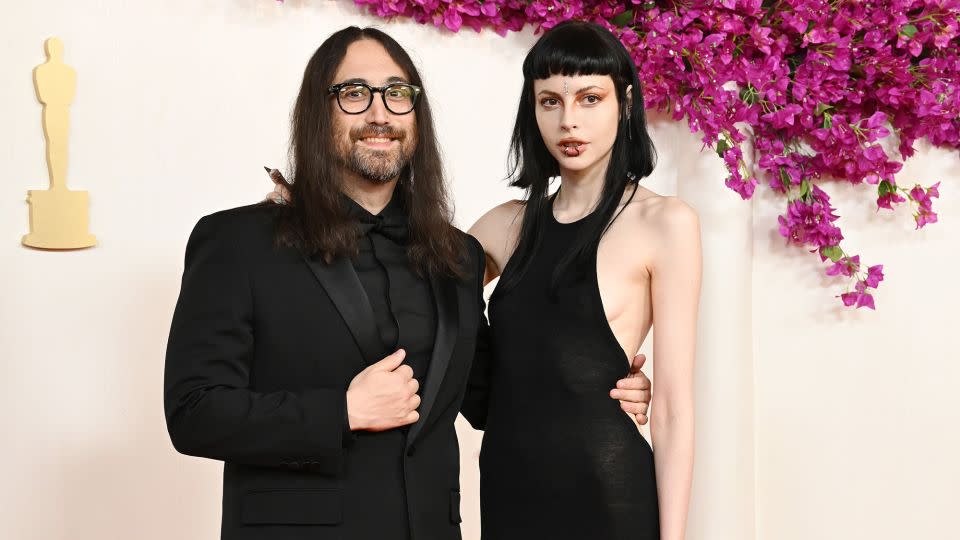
xmin=467 ymin=21 xmax=699 ymax=540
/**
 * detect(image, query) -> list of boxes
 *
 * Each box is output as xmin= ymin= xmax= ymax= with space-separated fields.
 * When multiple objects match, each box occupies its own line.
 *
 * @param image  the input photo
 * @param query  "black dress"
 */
xmin=479 ymin=197 xmax=660 ymax=539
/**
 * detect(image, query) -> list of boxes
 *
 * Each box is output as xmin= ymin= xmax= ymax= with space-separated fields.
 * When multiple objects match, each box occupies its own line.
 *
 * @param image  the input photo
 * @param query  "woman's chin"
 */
xmin=556 ymin=156 xmax=597 ymax=173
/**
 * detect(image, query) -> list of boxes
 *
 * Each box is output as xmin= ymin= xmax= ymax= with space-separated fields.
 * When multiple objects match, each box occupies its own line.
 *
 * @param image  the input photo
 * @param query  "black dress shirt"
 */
xmin=344 ymin=194 xmax=436 ymax=388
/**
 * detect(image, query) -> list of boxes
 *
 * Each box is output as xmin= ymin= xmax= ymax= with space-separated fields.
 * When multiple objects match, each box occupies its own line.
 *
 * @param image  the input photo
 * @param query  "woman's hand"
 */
xmin=264 ymin=166 xmax=291 ymax=204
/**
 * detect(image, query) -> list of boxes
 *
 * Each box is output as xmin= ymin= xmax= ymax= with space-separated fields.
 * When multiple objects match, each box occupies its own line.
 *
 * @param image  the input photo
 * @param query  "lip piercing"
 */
xmin=562 ymin=144 xmax=582 ymax=157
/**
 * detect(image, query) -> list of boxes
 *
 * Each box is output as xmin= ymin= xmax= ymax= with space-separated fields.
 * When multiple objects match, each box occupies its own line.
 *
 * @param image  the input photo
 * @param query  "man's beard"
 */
xmin=337 ymin=125 xmax=416 ymax=184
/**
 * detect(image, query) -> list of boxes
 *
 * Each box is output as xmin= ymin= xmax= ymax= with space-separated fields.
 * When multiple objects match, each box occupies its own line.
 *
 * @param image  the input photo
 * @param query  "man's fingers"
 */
xmin=610 ymin=388 xmax=651 ymax=403
xmin=409 ymin=394 xmax=421 ymax=410
xmin=635 ymin=413 xmax=649 ymax=426
xmin=394 ymin=364 xmax=414 ymax=379
xmin=630 ymin=353 xmax=647 ymax=371
xmin=402 ymin=411 xmax=420 ymax=425
xmin=619 ymin=400 xmax=649 ymax=416
xmin=617 ymin=376 xmax=651 ymax=389
xmin=407 ymin=378 xmax=420 ymax=394
xmin=372 ymin=349 xmax=406 ymax=371
xmin=615 ymin=375 xmax=651 ymax=390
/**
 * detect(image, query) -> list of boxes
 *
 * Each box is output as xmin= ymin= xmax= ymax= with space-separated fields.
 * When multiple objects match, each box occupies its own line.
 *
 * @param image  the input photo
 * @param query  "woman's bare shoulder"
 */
xmin=619 ymin=185 xmax=699 ymax=234
xmin=468 ymin=199 xmax=526 ymax=276
xmin=468 ymin=200 xmax=525 ymax=247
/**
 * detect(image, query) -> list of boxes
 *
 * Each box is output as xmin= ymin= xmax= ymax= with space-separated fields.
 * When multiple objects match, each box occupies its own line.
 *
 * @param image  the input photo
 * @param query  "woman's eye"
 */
xmin=582 ymin=94 xmax=601 ymax=105
xmin=540 ymin=98 xmax=559 ymax=107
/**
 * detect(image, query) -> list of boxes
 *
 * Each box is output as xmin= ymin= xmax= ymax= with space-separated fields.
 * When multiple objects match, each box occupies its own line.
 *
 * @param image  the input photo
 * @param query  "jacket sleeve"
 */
xmin=459 ymin=237 xmax=493 ymax=430
xmin=163 ymin=214 xmax=348 ymax=468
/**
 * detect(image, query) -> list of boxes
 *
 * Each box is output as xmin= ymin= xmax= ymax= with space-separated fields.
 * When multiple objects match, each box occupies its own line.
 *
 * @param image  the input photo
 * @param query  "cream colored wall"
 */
xmin=751 ymin=143 xmax=960 ymax=540
xmin=0 ymin=1 xmax=954 ymax=539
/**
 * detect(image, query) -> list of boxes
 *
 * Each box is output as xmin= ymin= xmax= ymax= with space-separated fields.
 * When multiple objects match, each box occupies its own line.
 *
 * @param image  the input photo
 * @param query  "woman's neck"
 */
xmin=553 ymin=155 xmax=611 ymax=220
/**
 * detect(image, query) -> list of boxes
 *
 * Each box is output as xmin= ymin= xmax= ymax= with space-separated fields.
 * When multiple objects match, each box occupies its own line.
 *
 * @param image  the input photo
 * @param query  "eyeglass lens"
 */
xmin=337 ymin=84 xmax=416 ymax=114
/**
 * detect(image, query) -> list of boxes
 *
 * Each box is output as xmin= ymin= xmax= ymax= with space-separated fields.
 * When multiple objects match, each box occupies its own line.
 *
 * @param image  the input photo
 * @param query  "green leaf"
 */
xmin=878 ymin=180 xmax=893 ymax=197
xmin=716 ymin=139 xmax=730 ymax=157
xmin=814 ymin=103 xmax=833 ymax=116
xmin=800 ymin=178 xmax=811 ymax=198
xmin=780 ymin=168 xmax=790 ymax=190
xmin=900 ymin=24 xmax=918 ymax=38
xmin=821 ymin=245 xmax=843 ymax=263
xmin=609 ymin=9 xmax=635 ymax=27
xmin=804 ymin=20 xmax=815 ymax=34
xmin=822 ymin=112 xmax=833 ymax=129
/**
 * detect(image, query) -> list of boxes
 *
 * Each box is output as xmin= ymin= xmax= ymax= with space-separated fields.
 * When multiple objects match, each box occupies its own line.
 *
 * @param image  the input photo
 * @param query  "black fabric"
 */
xmin=479 ymin=196 xmax=660 ymax=540
xmin=164 ymin=203 xmax=487 ymax=540
xmin=344 ymin=195 xmax=435 ymax=387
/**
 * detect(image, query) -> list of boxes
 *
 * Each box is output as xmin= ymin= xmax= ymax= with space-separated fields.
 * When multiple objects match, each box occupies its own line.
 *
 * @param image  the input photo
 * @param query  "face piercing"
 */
xmin=562 ymin=144 xmax=583 ymax=157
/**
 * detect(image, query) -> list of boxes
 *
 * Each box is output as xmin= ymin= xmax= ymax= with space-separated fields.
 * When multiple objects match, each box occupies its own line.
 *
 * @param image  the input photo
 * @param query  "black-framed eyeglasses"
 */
xmin=327 ymin=82 xmax=422 ymax=115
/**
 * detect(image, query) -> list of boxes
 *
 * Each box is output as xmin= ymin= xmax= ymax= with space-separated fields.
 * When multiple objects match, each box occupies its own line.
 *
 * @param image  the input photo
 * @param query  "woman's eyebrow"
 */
xmin=537 ymin=85 xmax=606 ymax=96
xmin=573 ymin=85 xmax=604 ymax=94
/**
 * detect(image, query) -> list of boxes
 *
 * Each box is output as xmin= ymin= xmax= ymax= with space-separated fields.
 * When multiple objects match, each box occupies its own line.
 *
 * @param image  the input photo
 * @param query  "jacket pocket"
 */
xmin=450 ymin=490 xmax=462 ymax=524
xmin=241 ymin=488 xmax=342 ymax=525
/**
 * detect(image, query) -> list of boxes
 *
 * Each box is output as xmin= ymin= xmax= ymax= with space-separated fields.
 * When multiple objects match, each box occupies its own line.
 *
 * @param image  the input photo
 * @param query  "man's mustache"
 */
xmin=351 ymin=125 xmax=406 ymax=141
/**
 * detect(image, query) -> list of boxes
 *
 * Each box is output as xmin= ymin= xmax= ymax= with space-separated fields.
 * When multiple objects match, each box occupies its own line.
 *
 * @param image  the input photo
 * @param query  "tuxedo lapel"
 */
xmin=407 ymin=273 xmax=460 ymax=448
xmin=301 ymin=254 xmax=382 ymax=367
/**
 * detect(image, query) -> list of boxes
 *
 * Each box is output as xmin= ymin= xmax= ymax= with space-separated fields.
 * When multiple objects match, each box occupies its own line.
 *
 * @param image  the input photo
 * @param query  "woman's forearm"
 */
xmin=650 ymin=407 xmax=695 ymax=540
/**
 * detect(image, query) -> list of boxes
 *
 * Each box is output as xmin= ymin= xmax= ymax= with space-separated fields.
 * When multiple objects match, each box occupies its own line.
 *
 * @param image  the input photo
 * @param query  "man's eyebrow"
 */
xmin=337 ymin=76 xmax=410 ymax=85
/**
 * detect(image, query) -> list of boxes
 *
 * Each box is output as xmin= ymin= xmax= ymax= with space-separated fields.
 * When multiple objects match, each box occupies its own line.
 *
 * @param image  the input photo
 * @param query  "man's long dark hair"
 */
xmin=498 ymin=20 xmax=658 ymax=293
xmin=274 ymin=26 xmax=465 ymax=278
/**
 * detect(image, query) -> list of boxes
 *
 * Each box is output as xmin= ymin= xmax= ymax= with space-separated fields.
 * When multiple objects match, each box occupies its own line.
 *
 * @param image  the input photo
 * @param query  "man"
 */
xmin=164 ymin=26 xmax=651 ymax=540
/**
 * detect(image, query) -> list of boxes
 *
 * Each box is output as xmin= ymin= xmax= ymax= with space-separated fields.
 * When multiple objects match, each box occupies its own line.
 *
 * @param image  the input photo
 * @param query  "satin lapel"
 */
xmin=301 ymin=254 xmax=382 ymax=367
xmin=406 ymin=273 xmax=460 ymax=448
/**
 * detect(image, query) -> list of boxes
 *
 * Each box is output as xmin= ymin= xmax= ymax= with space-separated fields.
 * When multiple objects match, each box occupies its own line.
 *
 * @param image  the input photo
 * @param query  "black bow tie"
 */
xmin=357 ymin=211 xmax=409 ymax=244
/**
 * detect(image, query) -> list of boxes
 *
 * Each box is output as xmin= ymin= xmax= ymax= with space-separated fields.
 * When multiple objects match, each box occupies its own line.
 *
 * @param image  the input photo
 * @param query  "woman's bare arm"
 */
xmin=647 ymin=197 xmax=701 ymax=540
xmin=467 ymin=200 xmax=524 ymax=286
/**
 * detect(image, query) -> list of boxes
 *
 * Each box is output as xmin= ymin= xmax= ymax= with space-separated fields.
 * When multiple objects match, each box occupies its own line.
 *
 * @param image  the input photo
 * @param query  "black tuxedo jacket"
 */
xmin=164 ymin=204 xmax=491 ymax=540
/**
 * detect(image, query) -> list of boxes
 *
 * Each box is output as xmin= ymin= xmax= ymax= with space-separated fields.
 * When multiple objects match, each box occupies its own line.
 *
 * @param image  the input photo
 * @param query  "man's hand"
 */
xmin=610 ymin=353 xmax=652 ymax=425
xmin=346 ymin=349 xmax=420 ymax=431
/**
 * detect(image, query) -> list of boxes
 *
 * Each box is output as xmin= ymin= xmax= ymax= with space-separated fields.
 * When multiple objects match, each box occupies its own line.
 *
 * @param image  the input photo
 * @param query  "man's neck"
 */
xmin=342 ymin=174 xmax=399 ymax=216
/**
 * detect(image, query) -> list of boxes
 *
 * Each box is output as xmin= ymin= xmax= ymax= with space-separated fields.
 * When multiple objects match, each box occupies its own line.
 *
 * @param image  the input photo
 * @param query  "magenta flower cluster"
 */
xmin=286 ymin=0 xmax=959 ymax=309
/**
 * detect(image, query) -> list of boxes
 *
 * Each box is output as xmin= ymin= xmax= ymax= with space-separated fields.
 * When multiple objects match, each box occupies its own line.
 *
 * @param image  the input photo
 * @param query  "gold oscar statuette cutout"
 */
xmin=22 ymin=37 xmax=96 ymax=249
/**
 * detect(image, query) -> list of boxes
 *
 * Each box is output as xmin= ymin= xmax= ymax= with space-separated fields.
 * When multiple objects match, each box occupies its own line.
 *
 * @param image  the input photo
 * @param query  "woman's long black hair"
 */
xmin=498 ymin=20 xmax=657 ymax=293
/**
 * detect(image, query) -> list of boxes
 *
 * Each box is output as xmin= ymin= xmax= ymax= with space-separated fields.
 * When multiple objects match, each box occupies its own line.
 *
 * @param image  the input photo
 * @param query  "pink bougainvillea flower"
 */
xmin=294 ymin=0 xmax=960 ymax=308
xmin=865 ymin=265 xmax=884 ymax=289
xmin=826 ymin=255 xmax=861 ymax=277
xmin=841 ymin=289 xmax=877 ymax=310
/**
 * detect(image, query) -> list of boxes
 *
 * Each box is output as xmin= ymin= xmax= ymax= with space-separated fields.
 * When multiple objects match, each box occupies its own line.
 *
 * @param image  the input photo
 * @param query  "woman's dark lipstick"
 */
xmin=558 ymin=138 xmax=588 ymax=157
